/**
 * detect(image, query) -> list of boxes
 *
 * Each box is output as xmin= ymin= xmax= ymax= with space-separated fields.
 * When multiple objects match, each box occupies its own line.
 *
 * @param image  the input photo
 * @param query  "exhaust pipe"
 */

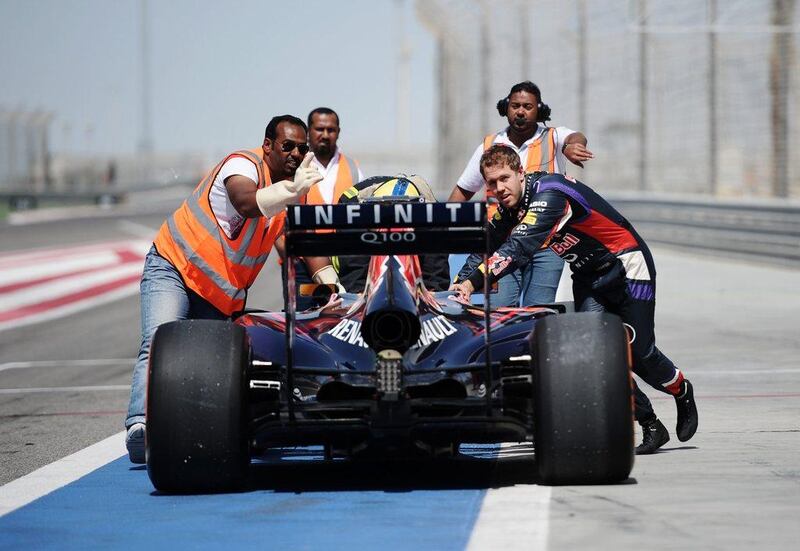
xmin=360 ymin=257 xmax=421 ymax=353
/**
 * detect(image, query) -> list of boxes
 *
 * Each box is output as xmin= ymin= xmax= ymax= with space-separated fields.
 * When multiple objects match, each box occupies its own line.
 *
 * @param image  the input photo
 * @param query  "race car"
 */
xmin=145 ymin=198 xmax=634 ymax=493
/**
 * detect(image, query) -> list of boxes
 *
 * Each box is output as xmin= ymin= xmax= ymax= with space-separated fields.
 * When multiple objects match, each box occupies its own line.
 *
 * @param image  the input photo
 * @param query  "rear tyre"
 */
xmin=531 ymin=312 xmax=633 ymax=485
xmin=146 ymin=320 xmax=250 ymax=493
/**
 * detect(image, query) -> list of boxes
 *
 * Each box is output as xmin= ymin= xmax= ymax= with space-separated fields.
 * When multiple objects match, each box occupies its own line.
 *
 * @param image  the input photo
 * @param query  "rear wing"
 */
xmin=280 ymin=201 xmax=493 ymax=421
xmin=284 ymin=202 xmax=488 ymax=257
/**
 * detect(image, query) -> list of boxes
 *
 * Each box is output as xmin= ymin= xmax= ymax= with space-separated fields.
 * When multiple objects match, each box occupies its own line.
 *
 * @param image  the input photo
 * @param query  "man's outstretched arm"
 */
xmin=562 ymin=132 xmax=593 ymax=168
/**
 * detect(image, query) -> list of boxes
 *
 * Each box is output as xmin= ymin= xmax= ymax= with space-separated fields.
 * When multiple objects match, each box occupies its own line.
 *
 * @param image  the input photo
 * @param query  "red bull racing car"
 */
xmin=145 ymin=199 xmax=634 ymax=493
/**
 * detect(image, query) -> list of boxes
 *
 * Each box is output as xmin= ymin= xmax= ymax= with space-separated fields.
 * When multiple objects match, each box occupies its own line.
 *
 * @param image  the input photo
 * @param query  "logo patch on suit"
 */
xmin=522 ymin=210 xmax=538 ymax=225
xmin=487 ymin=253 xmax=512 ymax=276
xmin=550 ymin=233 xmax=580 ymax=255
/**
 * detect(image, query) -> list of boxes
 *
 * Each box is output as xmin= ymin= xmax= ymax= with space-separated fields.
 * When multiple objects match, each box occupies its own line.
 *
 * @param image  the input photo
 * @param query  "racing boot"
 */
xmin=126 ymin=422 xmax=146 ymax=464
xmin=635 ymin=418 xmax=669 ymax=455
xmin=675 ymin=379 xmax=698 ymax=442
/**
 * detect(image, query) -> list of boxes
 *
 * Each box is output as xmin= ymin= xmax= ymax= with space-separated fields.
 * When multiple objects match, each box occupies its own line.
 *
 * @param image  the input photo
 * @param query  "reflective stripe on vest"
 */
xmin=305 ymin=152 xmax=359 ymax=205
xmin=153 ymin=147 xmax=276 ymax=315
xmin=522 ymin=128 xmax=557 ymax=173
xmin=483 ymin=128 xmax=557 ymax=172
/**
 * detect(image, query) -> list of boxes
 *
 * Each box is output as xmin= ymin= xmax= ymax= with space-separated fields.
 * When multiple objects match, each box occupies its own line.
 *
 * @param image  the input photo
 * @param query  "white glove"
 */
xmin=286 ymin=152 xmax=322 ymax=195
xmin=311 ymin=264 xmax=346 ymax=294
xmin=255 ymin=152 xmax=322 ymax=217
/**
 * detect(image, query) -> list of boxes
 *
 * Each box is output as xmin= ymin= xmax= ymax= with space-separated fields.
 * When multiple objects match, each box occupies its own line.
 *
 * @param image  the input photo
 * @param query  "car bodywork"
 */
xmin=145 ymin=200 xmax=634 ymax=492
xmin=241 ymin=200 xmax=546 ymax=452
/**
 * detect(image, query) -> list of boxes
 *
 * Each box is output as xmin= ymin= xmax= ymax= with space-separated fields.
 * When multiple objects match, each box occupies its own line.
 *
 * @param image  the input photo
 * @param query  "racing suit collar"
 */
xmin=513 ymin=173 xmax=534 ymax=216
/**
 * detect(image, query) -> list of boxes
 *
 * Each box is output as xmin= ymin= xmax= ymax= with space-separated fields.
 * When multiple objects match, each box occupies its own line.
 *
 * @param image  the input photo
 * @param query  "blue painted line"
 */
xmin=0 ymin=447 xmax=498 ymax=550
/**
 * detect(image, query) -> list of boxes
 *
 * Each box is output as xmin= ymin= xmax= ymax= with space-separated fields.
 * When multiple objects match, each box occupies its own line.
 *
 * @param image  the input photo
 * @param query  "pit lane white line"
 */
xmin=467 ymin=443 xmax=551 ymax=551
xmin=0 ymin=430 xmax=126 ymax=517
xmin=0 ymin=240 xmax=143 ymax=267
xmin=0 ymin=281 xmax=140 ymax=333
xmin=468 ymin=485 xmax=552 ymax=550
xmin=0 ymin=385 xmax=130 ymax=394
xmin=0 ymin=359 xmax=135 ymax=372
xmin=0 ymin=251 xmax=122 ymax=286
xmin=0 ymin=264 xmax=142 ymax=310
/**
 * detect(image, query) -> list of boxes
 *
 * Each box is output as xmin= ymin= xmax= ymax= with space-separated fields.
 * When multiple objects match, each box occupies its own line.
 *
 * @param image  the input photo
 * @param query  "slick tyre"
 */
xmin=530 ymin=312 xmax=634 ymax=485
xmin=146 ymin=320 xmax=250 ymax=493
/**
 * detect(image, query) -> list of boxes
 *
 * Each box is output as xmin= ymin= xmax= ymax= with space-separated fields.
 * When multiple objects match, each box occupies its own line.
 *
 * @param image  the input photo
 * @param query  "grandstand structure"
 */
xmin=417 ymin=0 xmax=799 ymax=199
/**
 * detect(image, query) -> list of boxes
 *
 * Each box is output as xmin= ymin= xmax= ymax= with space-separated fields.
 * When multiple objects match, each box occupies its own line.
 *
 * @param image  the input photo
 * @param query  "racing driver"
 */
xmin=451 ymin=144 xmax=698 ymax=454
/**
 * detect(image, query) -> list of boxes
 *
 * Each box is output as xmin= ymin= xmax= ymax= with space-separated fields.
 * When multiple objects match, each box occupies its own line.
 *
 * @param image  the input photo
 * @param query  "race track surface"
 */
xmin=1 ymin=205 xmax=798 ymax=550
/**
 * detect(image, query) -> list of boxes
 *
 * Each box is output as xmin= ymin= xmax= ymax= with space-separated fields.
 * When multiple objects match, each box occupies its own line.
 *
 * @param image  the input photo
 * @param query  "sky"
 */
xmin=0 ymin=0 xmax=436 ymax=158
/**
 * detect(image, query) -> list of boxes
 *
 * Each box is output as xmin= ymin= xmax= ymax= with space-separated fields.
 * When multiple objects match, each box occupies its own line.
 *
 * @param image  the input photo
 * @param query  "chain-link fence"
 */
xmin=418 ymin=0 xmax=799 ymax=198
xmin=0 ymin=107 xmax=210 ymax=201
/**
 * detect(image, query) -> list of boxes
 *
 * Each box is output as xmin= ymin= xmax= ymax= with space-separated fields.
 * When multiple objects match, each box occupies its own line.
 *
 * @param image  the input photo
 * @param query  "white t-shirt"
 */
xmin=210 ymin=156 xmax=259 ymax=239
xmin=456 ymin=125 xmax=577 ymax=194
xmin=310 ymin=148 xmax=365 ymax=203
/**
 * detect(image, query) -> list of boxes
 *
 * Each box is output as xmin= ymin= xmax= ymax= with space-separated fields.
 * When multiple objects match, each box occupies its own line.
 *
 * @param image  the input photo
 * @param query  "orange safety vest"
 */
xmin=304 ymin=152 xmax=359 ymax=205
xmin=153 ymin=148 xmax=283 ymax=315
xmin=483 ymin=128 xmax=557 ymax=215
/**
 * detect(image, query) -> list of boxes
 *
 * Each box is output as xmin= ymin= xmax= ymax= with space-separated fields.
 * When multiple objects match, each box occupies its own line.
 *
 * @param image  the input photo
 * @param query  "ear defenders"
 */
xmin=496 ymin=96 xmax=552 ymax=122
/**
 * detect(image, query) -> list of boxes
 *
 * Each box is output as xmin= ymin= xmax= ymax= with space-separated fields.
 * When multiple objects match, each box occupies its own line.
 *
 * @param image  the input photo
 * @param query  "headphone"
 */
xmin=496 ymin=82 xmax=552 ymax=122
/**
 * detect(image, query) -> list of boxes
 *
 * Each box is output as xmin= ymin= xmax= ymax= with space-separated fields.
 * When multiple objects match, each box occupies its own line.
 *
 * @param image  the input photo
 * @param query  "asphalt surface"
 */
xmin=1 ymin=200 xmax=799 ymax=548
xmin=0 ymin=199 xmax=282 ymax=484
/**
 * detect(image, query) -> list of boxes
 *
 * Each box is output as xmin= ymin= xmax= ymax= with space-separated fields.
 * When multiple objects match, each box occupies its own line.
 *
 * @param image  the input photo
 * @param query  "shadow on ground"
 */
xmin=245 ymin=444 xmax=538 ymax=493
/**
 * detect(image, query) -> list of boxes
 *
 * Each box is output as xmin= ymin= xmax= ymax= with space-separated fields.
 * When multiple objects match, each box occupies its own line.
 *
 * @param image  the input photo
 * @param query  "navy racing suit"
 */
xmin=456 ymin=172 xmax=686 ymax=422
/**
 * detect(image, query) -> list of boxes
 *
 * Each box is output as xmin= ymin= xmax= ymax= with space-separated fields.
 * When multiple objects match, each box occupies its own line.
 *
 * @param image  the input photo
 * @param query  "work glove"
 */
xmin=286 ymin=152 xmax=322 ymax=196
xmin=312 ymin=264 xmax=347 ymax=294
xmin=255 ymin=153 xmax=322 ymax=217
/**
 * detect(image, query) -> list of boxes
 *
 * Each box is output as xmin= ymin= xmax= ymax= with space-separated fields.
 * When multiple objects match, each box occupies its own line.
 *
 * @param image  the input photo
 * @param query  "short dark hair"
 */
xmin=264 ymin=115 xmax=307 ymax=141
xmin=508 ymin=80 xmax=542 ymax=102
xmin=479 ymin=144 xmax=522 ymax=178
xmin=307 ymin=107 xmax=340 ymax=128
xmin=496 ymin=81 xmax=551 ymax=121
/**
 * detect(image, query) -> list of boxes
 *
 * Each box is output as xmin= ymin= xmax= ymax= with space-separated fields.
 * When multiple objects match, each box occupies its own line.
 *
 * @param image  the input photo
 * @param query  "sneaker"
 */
xmin=635 ymin=418 xmax=670 ymax=455
xmin=126 ymin=423 xmax=146 ymax=464
xmin=675 ymin=380 xmax=698 ymax=442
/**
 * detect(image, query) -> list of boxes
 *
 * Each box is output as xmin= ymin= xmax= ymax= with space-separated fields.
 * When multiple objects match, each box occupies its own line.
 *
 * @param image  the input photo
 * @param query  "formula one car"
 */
xmin=145 ymin=199 xmax=634 ymax=493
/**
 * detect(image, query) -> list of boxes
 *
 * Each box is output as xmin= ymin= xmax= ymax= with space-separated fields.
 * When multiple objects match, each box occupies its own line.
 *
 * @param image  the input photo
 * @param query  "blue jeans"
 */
xmin=495 ymin=248 xmax=563 ymax=307
xmin=449 ymin=249 xmax=563 ymax=307
xmin=125 ymin=246 xmax=228 ymax=429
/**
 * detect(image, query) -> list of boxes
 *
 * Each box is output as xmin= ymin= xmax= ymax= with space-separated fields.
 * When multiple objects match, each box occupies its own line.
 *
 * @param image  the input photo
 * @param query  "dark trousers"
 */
xmin=573 ymin=266 xmax=680 ymax=424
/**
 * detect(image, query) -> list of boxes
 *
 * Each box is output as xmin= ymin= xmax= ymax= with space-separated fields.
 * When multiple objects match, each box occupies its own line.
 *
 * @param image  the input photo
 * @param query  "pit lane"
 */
xmin=0 ymin=205 xmax=798 ymax=549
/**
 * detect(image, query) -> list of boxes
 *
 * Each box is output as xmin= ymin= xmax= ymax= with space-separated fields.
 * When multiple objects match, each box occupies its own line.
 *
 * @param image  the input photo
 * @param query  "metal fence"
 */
xmin=417 ymin=0 xmax=800 ymax=199
xmin=0 ymin=109 xmax=54 ymax=193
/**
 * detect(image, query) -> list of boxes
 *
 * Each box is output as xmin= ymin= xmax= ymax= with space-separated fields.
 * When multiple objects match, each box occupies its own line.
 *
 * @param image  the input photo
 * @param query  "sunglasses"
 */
xmin=279 ymin=140 xmax=310 ymax=155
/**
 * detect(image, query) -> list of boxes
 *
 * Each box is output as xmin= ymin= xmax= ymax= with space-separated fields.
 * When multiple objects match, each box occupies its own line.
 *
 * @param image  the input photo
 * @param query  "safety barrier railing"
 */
xmin=606 ymin=193 xmax=800 ymax=266
xmin=0 ymin=191 xmax=124 ymax=211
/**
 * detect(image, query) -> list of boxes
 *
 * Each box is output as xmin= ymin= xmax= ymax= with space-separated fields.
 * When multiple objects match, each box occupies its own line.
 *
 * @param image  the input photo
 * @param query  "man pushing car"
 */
xmin=450 ymin=144 xmax=698 ymax=454
xmin=125 ymin=115 xmax=344 ymax=463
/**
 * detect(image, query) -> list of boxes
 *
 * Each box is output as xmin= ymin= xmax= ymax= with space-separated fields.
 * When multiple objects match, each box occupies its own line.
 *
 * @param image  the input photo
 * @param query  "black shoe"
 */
xmin=675 ymin=380 xmax=698 ymax=442
xmin=635 ymin=418 xmax=670 ymax=455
